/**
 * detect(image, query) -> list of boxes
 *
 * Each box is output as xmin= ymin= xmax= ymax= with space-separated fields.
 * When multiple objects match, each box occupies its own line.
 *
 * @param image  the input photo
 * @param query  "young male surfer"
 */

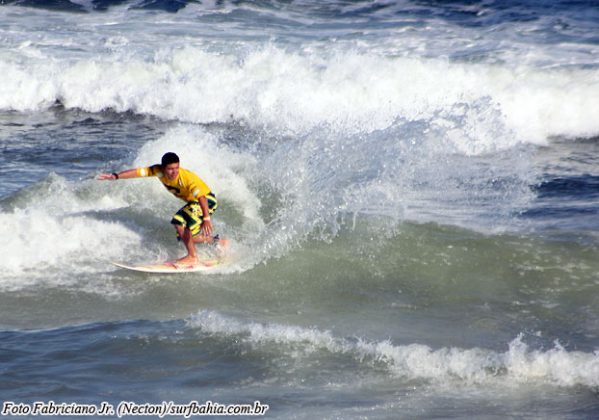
xmin=97 ymin=152 xmax=218 ymax=265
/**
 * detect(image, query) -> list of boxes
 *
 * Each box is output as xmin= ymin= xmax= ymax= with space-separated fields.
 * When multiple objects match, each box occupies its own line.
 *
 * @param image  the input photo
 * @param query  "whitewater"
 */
xmin=1 ymin=1 xmax=598 ymax=418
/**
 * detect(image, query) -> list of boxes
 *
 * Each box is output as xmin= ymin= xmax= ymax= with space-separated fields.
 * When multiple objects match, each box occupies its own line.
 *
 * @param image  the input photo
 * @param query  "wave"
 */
xmin=1 ymin=119 xmax=594 ymax=294
xmin=0 ymin=119 xmax=548 ymax=290
xmin=188 ymin=310 xmax=599 ymax=388
xmin=0 ymin=174 xmax=142 ymax=289
xmin=1 ymin=43 xmax=598 ymax=144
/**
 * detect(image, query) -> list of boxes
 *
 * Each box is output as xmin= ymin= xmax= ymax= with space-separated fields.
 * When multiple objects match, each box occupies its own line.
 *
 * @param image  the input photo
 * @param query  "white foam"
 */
xmin=1 ymin=39 xmax=598 ymax=146
xmin=0 ymin=210 xmax=139 ymax=282
xmin=188 ymin=310 xmax=599 ymax=388
xmin=2 ymin=2 xmax=598 ymax=148
xmin=0 ymin=175 xmax=144 ymax=290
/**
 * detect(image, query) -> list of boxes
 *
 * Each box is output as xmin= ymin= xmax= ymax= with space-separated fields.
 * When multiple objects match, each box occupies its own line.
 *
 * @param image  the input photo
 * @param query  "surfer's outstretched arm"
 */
xmin=96 ymin=169 xmax=140 ymax=180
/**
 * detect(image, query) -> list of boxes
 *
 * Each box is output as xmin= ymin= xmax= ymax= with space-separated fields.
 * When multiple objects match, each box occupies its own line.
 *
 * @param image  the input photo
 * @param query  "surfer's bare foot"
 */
xmin=214 ymin=240 xmax=228 ymax=259
xmin=176 ymin=255 xmax=198 ymax=265
xmin=216 ymin=237 xmax=228 ymax=250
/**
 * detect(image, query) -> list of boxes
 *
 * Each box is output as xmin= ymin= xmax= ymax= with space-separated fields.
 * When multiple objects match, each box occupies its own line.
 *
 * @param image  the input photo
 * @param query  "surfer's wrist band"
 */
xmin=112 ymin=172 xmax=119 ymax=180
xmin=203 ymin=217 xmax=211 ymax=221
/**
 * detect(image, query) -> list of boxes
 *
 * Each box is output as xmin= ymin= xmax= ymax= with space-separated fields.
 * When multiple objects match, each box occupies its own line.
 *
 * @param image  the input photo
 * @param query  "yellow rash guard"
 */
xmin=137 ymin=164 xmax=211 ymax=202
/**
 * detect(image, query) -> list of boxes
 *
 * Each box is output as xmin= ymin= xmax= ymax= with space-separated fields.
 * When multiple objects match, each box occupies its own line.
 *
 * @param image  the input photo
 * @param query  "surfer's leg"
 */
xmin=171 ymin=203 xmax=202 ymax=263
xmin=171 ymin=200 xmax=219 ymax=256
xmin=192 ymin=234 xmax=216 ymax=244
xmin=174 ymin=225 xmax=198 ymax=264
xmin=193 ymin=233 xmax=228 ymax=257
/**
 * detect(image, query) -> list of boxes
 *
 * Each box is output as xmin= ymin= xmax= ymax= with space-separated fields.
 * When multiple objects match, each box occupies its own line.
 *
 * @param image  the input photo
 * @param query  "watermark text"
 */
xmin=1 ymin=400 xmax=269 ymax=417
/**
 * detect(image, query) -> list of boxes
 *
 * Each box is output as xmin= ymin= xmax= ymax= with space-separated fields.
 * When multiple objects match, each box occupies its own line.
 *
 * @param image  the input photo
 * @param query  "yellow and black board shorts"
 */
xmin=170 ymin=193 xmax=218 ymax=237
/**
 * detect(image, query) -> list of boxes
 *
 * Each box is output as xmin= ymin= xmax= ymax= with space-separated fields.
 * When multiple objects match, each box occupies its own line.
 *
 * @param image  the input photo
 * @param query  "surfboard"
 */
xmin=111 ymin=258 xmax=223 ymax=274
xmin=112 ymin=237 xmax=230 ymax=274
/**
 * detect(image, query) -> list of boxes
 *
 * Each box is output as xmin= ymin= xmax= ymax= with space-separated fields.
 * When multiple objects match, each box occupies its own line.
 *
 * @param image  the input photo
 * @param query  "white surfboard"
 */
xmin=112 ymin=237 xmax=230 ymax=274
xmin=111 ymin=258 xmax=223 ymax=274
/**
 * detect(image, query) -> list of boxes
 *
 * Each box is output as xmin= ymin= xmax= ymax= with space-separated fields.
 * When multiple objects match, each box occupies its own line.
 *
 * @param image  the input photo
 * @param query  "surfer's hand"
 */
xmin=202 ymin=219 xmax=213 ymax=237
xmin=96 ymin=173 xmax=117 ymax=180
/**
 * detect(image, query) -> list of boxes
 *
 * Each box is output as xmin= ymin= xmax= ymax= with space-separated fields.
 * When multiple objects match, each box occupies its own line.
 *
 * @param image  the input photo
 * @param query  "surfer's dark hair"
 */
xmin=161 ymin=152 xmax=180 ymax=167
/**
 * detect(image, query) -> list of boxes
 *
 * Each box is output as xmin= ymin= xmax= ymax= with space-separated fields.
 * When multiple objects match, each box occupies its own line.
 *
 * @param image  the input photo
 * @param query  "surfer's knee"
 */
xmin=173 ymin=224 xmax=191 ymax=242
xmin=192 ymin=234 xmax=211 ymax=244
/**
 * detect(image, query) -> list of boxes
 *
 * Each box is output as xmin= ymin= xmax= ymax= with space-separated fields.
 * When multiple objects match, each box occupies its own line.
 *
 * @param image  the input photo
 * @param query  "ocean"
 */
xmin=0 ymin=0 xmax=598 ymax=418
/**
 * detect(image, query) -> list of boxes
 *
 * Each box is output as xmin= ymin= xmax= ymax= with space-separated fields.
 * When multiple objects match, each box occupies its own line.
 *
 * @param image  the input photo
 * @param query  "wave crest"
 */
xmin=188 ymin=310 xmax=599 ymax=388
xmin=2 ymin=45 xmax=598 ymax=143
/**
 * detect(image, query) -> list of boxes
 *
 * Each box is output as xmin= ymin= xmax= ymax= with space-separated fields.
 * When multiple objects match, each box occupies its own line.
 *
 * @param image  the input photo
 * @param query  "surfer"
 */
xmin=97 ymin=152 xmax=218 ymax=265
